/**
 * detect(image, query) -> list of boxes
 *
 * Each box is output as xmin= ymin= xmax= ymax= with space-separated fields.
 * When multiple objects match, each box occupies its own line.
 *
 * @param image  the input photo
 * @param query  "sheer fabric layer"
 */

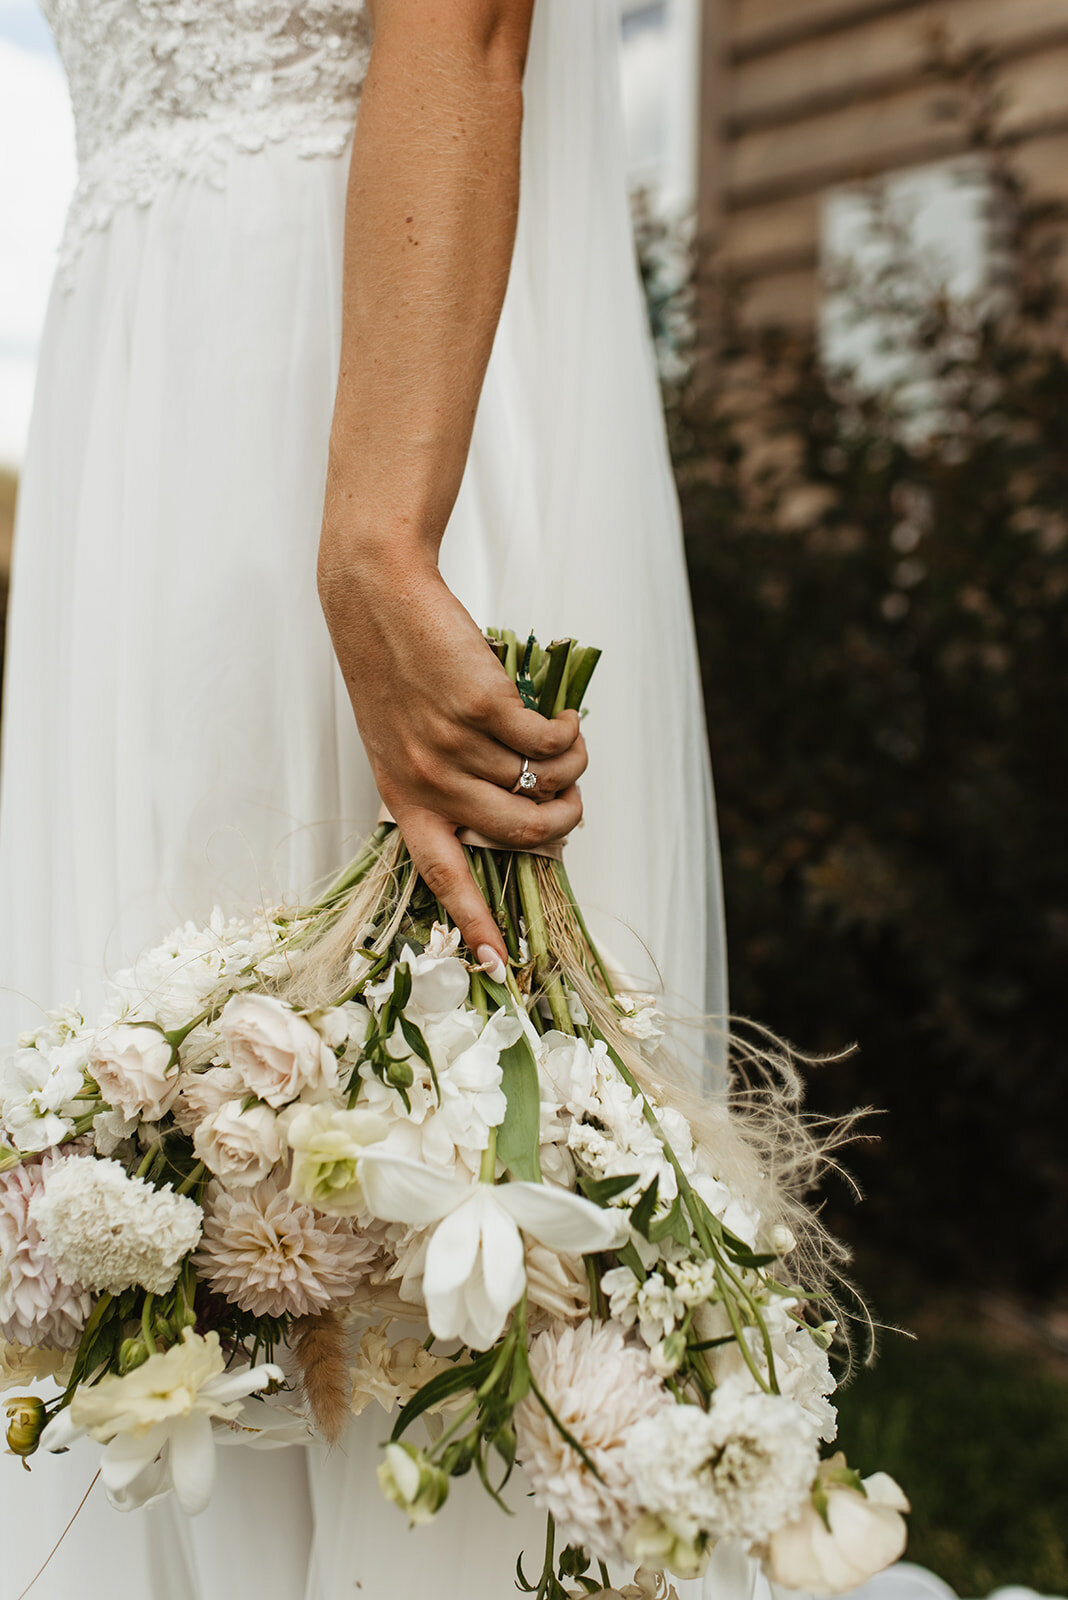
xmin=0 ymin=0 xmax=726 ymax=1595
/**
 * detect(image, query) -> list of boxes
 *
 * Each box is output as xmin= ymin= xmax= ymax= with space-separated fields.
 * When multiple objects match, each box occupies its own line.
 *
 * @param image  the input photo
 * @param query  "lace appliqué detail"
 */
xmin=42 ymin=0 xmax=372 ymax=286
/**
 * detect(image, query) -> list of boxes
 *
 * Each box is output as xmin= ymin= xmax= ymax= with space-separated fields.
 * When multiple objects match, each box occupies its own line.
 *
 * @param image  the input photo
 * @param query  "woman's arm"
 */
xmin=319 ymin=0 xmax=586 ymax=972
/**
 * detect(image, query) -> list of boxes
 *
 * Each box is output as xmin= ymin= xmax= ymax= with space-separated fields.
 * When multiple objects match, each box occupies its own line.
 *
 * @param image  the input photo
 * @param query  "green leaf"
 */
xmin=390 ymin=1351 xmax=496 ymax=1441
xmin=515 ymin=633 xmax=541 ymax=711
xmin=577 ymin=1172 xmax=640 ymax=1206
xmin=649 ymin=1194 xmax=690 ymax=1246
xmin=630 ymin=1174 xmax=660 ymax=1239
xmin=390 ymin=963 xmax=412 ymax=1012
xmin=398 ymin=1014 xmax=441 ymax=1101
xmin=496 ymin=1030 xmax=542 ymax=1183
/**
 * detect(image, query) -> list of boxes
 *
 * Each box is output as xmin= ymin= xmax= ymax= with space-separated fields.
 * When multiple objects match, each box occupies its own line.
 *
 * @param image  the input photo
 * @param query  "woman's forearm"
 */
xmin=322 ymin=0 xmax=535 ymax=569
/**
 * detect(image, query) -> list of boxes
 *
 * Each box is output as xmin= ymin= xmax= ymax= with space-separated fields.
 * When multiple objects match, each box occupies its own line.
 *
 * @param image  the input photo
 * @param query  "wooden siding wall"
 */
xmin=701 ymin=0 xmax=1068 ymax=326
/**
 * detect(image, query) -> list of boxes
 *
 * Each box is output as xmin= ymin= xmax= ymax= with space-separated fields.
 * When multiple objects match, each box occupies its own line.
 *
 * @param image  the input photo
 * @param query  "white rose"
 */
xmin=193 ymin=1100 xmax=283 ymax=1189
xmin=170 ymin=1065 xmax=244 ymax=1134
xmin=285 ymin=1103 xmax=389 ymax=1214
xmin=90 ymin=1024 xmax=178 ymax=1121
xmin=220 ymin=994 xmax=337 ymax=1108
xmin=759 ymin=1457 xmax=909 ymax=1595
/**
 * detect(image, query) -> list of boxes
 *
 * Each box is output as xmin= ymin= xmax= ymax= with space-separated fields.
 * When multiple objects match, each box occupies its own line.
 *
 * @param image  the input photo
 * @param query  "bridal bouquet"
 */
xmin=0 ymin=633 xmax=908 ymax=1598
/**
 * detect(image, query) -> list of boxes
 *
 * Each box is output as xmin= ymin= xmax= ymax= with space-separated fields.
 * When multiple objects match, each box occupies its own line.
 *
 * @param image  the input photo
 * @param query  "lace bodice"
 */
xmin=42 ymin=0 xmax=372 ymax=282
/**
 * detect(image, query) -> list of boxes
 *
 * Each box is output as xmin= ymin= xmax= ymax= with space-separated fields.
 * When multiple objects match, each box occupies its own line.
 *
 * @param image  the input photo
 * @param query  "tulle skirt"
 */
xmin=0 ymin=6 xmax=726 ymax=1594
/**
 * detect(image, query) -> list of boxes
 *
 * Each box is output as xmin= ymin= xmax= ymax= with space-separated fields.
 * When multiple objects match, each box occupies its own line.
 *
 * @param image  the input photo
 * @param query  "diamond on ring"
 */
xmin=518 ymin=767 xmax=537 ymax=792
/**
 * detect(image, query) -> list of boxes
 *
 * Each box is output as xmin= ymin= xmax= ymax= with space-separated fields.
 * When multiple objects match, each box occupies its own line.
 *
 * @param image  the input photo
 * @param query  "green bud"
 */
xmin=118 ymin=1337 xmax=151 ymax=1375
xmin=386 ymin=1059 xmax=414 ymax=1090
xmin=5 ymin=1395 xmax=45 ymax=1458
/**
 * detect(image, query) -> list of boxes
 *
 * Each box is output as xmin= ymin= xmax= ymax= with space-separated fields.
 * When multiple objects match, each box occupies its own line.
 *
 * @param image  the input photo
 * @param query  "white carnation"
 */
xmin=625 ymin=1376 xmax=819 ymax=1546
xmin=29 ymin=1158 xmax=203 ymax=1296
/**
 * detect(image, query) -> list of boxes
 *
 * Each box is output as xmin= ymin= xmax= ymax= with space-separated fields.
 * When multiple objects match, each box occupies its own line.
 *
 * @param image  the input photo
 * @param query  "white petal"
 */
xmin=99 ymin=1426 xmax=170 ymax=1493
xmin=202 ymin=1362 xmax=284 ymax=1406
xmin=168 ymin=1413 xmax=217 ymax=1516
xmin=358 ymin=1151 xmax=471 ymax=1225
xmin=477 ymin=1195 xmax=526 ymax=1316
xmin=423 ymin=1194 xmax=485 ymax=1299
xmin=496 ymin=1181 xmax=631 ymax=1254
xmin=40 ymin=1408 xmax=85 ymax=1453
xmin=862 ymin=1472 xmax=911 ymax=1513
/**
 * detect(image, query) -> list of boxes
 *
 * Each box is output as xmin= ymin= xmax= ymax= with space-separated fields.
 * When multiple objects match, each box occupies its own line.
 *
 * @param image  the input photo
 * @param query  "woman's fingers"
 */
xmin=397 ymin=808 xmax=508 ymax=976
xmin=481 ymin=694 xmax=581 ymax=761
xmin=464 ymin=731 xmax=589 ymax=797
xmin=450 ymin=781 xmax=583 ymax=851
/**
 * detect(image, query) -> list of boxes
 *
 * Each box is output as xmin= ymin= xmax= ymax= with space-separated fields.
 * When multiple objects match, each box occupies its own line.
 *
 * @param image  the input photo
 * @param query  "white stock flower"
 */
xmin=757 ymin=1456 xmax=909 ymax=1594
xmin=90 ymin=1024 xmax=178 ymax=1122
xmin=105 ymin=910 xmax=275 ymax=1033
xmin=691 ymin=1172 xmax=761 ymax=1250
xmin=514 ymin=1320 xmax=668 ymax=1564
xmin=285 ymin=1104 xmax=388 ymax=1214
xmin=193 ymin=1100 xmax=283 ymax=1190
xmin=30 ymin=1157 xmax=202 ymax=1296
xmin=219 ymin=993 xmax=337 ymax=1108
xmin=358 ymin=1152 xmax=630 ymax=1350
xmin=0 ymin=1152 xmax=93 ymax=1347
xmin=714 ymin=1299 xmax=838 ymax=1443
xmin=625 ymin=1376 xmax=819 ymax=1546
xmin=1 ymin=1046 xmax=84 ymax=1152
xmin=40 ymin=1329 xmax=282 ymax=1515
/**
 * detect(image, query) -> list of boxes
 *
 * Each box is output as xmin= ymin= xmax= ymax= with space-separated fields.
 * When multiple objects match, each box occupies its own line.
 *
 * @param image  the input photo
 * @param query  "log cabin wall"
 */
xmin=701 ymin=0 xmax=1068 ymax=327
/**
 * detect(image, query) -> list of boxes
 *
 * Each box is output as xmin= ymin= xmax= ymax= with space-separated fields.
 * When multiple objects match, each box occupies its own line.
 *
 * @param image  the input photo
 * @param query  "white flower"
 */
xmin=194 ymin=1177 xmax=377 ymax=1317
xmin=601 ymin=1267 xmax=686 ymax=1350
xmin=714 ymin=1299 xmax=838 ymax=1443
xmin=1 ymin=1046 xmax=84 ymax=1152
xmin=0 ymin=1152 xmax=93 ymax=1347
xmin=313 ymin=1002 xmax=372 ymax=1054
xmin=691 ymin=1171 xmax=761 ymax=1249
xmin=615 ymin=993 xmax=665 ymax=1044
xmin=106 ymin=910 xmax=276 ymax=1034
xmin=285 ymin=1104 xmax=388 ymax=1214
xmin=29 ymin=1157 xmax=202 ymax=1296
xmin=0 ymin=1337 xmax=74 ymax=1393
xmin=368 ymin=926 xmax=470 ymax=1022
xmin=219 ymin=993 xmax=337 ymax=1108
xmin=625 ymin=1376 xmax=819 ymax=1546
xmin=514 ymin=1320 xmax=668 ymax=1563
xmin=757 ymin=1455 xmax=909 ymax=1594
xmin=358 ymin=1151 xmax=630 ymax=1350
xmin=40 ymin=1329 xmax=282 ymax=1514
xmin=377 ymin=1440 xmax=449 ymax=1525
xmin=170 ymin=1065 xmax=244 ymax=1133
xmin=192 ymin=1100 xmax=283 ymax=1190
xmin=349 ymin=1322 xmax=452 ymax=1417
xmin=90 ymin=1024 xmax=178 ymax=1122
xmin=624 ymin=1515 xmax=709 ymax=1581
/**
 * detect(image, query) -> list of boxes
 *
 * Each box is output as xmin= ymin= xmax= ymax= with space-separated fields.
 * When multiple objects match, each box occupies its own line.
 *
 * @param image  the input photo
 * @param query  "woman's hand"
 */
xmin=318 ymin=539 xmax=587 ymax=970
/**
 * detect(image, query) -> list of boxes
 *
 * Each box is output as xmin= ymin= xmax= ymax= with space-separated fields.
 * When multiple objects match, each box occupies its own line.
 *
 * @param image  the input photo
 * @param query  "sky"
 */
xmin=0 ymin=0 xmax=692 ymax=469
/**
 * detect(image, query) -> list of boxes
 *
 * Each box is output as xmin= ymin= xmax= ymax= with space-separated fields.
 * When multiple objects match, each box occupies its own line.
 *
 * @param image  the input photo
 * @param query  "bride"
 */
xmin=0 ymin=0 xmax=729 ymax=1595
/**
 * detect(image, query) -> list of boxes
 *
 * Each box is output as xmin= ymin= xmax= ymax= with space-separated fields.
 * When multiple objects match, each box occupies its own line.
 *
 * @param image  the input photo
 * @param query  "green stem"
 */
xmin=479 ymin=1127 xmax=498 ymax=1183
xmin=481 ymin=849 xmax=521 ymax=962
xmin=141 ymin=1293 xmax=158 ymax=1355
xmin=516 ymin=854 xmax=572 ymax=1034
xmin=176 ymin=1161 xmax=205 ymax=1197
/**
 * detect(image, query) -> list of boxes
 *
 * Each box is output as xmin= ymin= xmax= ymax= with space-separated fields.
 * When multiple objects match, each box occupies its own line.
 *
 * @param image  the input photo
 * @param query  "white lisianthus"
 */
xmin=193 ymin=1100 xmax=283 ymax=1190
xmin=377 ymin=1440 xmax=449 ymax=1525
xmin=1 ymin=1046 xmax=84 ymax=1152
xmin=90 ymin=1024 xmax=178 ymax=1122
xmin=757 ymin=1454 xmax=909 ymax=1594
xmin=40 ymin=1329 xmax=282 ymax=1514
xmin=29 ymin=1157 xmax=202 ymax=1296
xmin=285 ymin=1104 xmax=389 ymax=1214
xmin=220 ymin=993 xmax=337 ymax=1108
xmin=625 ymin=1377 xmax=819 ymax=1546
xmin=358 ymin=1151 xmax=630 ymax=1350
xmin=368 ymin=925 xmax=470 ymax=1021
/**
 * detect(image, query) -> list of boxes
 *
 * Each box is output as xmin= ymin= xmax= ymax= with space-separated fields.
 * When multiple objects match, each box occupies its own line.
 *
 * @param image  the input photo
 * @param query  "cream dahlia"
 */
xmin=514 ymin=1320 xmax=668 ymax=1564
xmin=194 ymin=1177 xmax=377 ymax=1318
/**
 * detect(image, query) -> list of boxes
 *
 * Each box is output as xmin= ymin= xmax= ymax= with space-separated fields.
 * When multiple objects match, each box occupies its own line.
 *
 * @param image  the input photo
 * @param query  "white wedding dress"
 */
xmin=0 ymin=1 xmax=733 ymax=1597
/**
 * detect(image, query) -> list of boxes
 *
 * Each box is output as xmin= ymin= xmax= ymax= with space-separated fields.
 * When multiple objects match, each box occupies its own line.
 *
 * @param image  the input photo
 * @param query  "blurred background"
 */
xmin=1 ymin=1 xmax=1066 ymax=1594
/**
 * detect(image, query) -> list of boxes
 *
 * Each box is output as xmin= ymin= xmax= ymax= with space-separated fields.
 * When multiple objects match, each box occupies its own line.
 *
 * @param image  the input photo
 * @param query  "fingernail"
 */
xmin=477 ymin=944 xmax=507 ymax=984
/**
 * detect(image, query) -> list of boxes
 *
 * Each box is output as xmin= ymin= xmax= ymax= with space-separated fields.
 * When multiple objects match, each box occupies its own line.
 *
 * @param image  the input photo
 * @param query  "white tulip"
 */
xmin=357 ymin=1151 xmax=630 ymax=1350
xmin=759 ymin=1455 xmax=909 ymax=1595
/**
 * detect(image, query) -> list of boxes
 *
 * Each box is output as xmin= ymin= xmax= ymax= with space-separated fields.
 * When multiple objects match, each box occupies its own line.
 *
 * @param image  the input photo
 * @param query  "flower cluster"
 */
xmin=0 ymin=631 xmax=907 ymax=1596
